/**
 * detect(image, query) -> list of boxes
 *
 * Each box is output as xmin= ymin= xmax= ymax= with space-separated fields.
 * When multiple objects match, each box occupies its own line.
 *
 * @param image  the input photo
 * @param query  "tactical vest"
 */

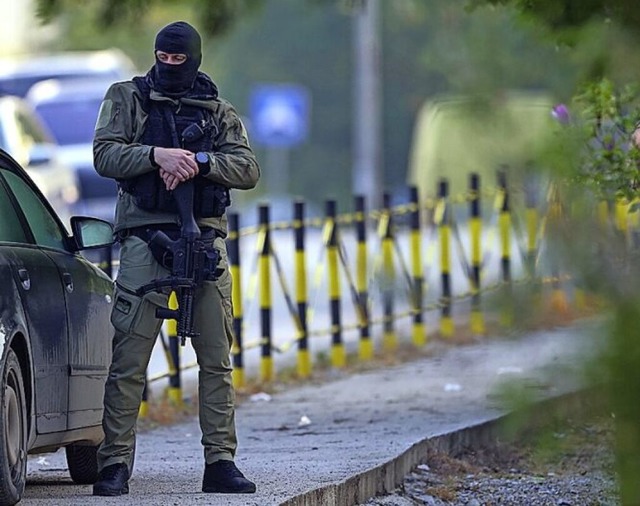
xmin=117 ymin=77 xmax=230 ymax=218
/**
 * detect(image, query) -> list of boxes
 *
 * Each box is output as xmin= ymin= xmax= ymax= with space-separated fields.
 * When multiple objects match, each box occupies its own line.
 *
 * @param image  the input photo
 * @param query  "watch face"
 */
xmin=196 ymin=152 xmax=208 ymax=164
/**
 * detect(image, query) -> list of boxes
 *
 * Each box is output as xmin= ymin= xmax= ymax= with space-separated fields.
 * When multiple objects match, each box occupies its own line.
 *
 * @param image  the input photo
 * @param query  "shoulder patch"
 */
xmin=95 ymin=99 xmax=113 ymax=131
xmin=238 ymin=118 xmax=251 ymax=147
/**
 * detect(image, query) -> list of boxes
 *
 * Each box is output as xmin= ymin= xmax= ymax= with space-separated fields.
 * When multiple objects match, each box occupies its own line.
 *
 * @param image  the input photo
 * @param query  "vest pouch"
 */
xmin=156 ymin=186 xmax=178 ymax=213
xmin=125 ymin=172 xmax=159 ymax=211
xmin=146 ymin=229 xmax=181 ymax=270
xmin=195 ymin=181 xmax=231 ymax=218
xmin=134 ymin=193 xmax=158 ymax=211
xmin=111 ymin=287 xmax=164 ymax=340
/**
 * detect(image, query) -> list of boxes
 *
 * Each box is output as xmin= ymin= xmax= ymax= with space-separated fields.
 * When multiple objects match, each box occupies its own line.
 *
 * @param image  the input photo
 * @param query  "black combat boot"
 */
xmin=93 ymin=463 xmax=129 ymax=496
xmin=202 ymin=460 xmax=256 ymax=493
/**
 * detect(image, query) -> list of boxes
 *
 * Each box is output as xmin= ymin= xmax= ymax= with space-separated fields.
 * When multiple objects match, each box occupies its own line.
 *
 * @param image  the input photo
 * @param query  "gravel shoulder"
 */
xmin=362 ymin=408 xmax=619 ymax=506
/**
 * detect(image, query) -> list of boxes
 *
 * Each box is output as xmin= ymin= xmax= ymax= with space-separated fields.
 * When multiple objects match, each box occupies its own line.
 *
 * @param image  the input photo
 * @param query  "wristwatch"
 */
xmin=195 ymin=151 xmax=211 ymax=175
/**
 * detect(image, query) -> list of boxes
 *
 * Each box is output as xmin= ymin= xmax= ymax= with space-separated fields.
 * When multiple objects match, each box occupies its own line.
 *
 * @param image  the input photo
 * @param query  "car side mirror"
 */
xmin=70 ymin=216 xmax=114 ymax=250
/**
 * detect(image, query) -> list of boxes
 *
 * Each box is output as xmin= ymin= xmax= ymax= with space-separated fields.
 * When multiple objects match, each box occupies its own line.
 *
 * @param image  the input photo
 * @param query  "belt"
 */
xmin=119 ymin=224 xmax=219 ymax=242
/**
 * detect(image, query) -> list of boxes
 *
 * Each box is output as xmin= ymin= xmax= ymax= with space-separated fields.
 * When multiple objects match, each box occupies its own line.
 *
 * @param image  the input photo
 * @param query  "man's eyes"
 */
xmin=157 ymin=53 xmax=186 ymax=63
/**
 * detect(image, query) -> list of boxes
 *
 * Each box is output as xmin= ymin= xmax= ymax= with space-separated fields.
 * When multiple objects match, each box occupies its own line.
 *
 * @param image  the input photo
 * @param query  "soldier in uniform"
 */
xmin=92 ymin=21 xmax=259 ymax=496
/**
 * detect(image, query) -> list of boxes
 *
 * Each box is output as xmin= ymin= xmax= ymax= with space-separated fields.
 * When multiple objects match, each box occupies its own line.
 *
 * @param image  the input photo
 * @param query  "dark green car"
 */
xmin=0 ymin=148 xmax=114 ymax=505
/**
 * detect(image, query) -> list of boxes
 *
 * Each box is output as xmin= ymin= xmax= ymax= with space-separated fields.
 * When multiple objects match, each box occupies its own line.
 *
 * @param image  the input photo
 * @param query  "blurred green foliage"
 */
xmin=467 ymin=0 xmax=640 ymax=41
xmin=36 ymin=0 xmax=264 ymax=37
xmin=572 ymin=79 xmax=640 ymax=201
xmin=543 ymin=78 xmax=640 ymax=202
xmin=603 ymin=301 xmax=640 ymax=505
xmin=424 ymin=3 xmax=640 ymax=504
xmin=535 ymin=75 xmax=640 ymax=504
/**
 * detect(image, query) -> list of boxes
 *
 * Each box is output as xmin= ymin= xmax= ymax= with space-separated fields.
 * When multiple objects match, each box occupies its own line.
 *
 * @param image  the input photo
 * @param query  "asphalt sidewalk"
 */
xmin=22 ymin=322 xmax=599 ymax=505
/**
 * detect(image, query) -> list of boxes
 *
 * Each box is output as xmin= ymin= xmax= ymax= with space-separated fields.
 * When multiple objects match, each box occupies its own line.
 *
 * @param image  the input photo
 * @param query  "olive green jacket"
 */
xmin=93 ymin=80 xmax=260 ymax=238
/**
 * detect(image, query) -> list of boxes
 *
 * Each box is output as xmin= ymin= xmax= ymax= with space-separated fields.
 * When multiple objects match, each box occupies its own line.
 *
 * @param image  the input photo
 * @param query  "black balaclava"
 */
xmin=153 ymin=21 xmax=202 ymax=96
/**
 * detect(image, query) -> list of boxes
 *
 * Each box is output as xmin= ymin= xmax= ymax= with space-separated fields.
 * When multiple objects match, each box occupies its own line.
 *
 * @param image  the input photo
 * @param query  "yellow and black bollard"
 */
xmin=381 ymin=193 xmax=397 ymax=351
xmin=615 ymin=198 xmax=630 ymax=247
xmin=497 ymin=170 xmax=514 ymax=327
xmin=355 ymin=195 xmax=373 ymax=360
xmin=326 ymin=200 xmax=345 ymax=368
xmin=524 ymin=174 xmax=539 ymax=280
xmin=468 ymin=174 xmax=485 ymax=335
xmin=166 ymin=293 xmax=183 ymax=406
xmin=597 ymin=200 xmax=609 ymax=226
xmin=547 ymin=186 xmax=568 ymax=314
xmin=228 ymin=213 xmax=245 ymax=388
xmin=294 ymin=201 xmax=311 ymax=378
xmin=259 ymin=204 xmax=273 ymax=382
xmin=437 ymin=179 xmax=454 ymax=337
xmin=630 ymin=198 xmax=640 ymax=250
xmin=409 ymin=186 xmax=426 ymax=347
xmin=524 ymin=173 xmax=546 ymax=311
xmin=139 ymin=374 xmax=149 ymax=418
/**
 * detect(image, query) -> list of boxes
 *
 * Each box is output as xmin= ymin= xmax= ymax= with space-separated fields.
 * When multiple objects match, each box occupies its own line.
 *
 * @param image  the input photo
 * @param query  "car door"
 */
xmin=44 ymin=250 xmax=112 ymax=430
xmin=1 ymin=166 xmax=113 ymax=430
xmin=0 ymin=167 xmax=69 ymax=434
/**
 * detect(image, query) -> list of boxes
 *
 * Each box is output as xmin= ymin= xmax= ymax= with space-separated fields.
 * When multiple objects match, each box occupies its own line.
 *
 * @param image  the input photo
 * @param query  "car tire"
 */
xmin=65 ymin=444 xmax=99 ymax=484
xmin=0 ymin=349 xmax=27 ymax=506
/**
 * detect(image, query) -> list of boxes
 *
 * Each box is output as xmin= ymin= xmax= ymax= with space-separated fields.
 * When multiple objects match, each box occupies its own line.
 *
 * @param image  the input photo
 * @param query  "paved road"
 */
xmin=21 ymin=322 xmax=598 ymax=505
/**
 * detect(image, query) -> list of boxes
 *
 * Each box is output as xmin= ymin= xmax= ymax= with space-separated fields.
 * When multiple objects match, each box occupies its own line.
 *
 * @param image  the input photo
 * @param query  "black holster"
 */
xmin=126 ymin=226 xmax=222 ymax=281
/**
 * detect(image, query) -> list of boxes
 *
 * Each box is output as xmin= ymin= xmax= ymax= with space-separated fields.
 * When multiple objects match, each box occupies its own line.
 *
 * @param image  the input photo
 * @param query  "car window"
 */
xmin=34 ymin=98 xmax=102 ymax=145
xmin=0 ymin=77 xmax=41 ymax=98
xmin=15 ymin=107 xmax=50 ymax=146
xmin=1 ymin=169 xmax=66 ymax=250
xmin=0 ymin=175 xmax=28 ymax=243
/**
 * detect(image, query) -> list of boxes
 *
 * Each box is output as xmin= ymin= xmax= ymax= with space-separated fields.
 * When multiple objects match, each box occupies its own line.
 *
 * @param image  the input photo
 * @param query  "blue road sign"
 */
xmin=249 ymin=84 xmax=310 ymax=148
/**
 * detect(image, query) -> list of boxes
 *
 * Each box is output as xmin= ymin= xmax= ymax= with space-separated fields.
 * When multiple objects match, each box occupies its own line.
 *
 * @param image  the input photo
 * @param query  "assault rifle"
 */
xmin=136 ymin=181 xmax=222 ymax=345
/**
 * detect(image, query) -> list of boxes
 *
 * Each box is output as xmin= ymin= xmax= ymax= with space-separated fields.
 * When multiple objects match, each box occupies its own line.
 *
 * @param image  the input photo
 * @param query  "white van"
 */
xmin=407 ymin=91 xmax=556 ymax=201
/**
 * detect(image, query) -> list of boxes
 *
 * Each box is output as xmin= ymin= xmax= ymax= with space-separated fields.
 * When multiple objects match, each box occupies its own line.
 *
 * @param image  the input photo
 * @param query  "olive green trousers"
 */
xmin=97 ymin=236 xmax=237 ymax=472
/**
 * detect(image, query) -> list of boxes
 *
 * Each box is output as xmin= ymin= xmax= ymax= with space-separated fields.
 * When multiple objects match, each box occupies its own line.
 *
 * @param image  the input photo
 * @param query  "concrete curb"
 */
xmin=280 ymin=389 xmax=597 ymax=506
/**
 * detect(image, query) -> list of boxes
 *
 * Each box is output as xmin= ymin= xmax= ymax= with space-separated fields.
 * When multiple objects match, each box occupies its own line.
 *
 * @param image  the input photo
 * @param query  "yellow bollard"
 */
xmin=258 ymin=205 xmax=273 ymax=382
xmin=437 ymin=179 xmax=454 ymax=337
xmin=325 ymin=200 xmax=345 ymax=368
xmin=228 ymin=213 xmax=245 ymax=389
xmin=381 ymin=193 xmax=397 ymax=351
xmin=294 ymin=201 xmax=311 ymax=378
xmin=355 ymin=195 xmax=373 ymax=360
xmin=409 ymin=186 xmax=427 ymax=346
xmin=469 ymin=174 xmax=485 ymax=335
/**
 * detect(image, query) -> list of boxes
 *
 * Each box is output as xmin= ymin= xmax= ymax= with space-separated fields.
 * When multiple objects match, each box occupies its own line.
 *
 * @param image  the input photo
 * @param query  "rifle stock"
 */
xmin=173 ymin=181 xmax=200 ymax=242
xmin=170 ymin=180 xmax=199 ymax=344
